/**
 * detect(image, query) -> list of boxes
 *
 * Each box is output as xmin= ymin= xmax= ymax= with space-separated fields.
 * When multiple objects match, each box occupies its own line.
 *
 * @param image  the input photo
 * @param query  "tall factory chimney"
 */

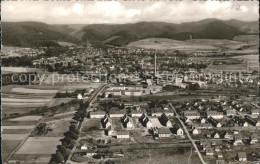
xmin=154 ymin=53 xmax=157 ymax=77
xmin=190 ymin=34 xmax=193 ymax=40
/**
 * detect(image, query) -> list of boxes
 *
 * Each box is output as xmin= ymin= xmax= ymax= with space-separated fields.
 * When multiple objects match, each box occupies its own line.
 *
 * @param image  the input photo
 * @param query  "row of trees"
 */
xmin=50 ymin=101 xmax=89 ymax=164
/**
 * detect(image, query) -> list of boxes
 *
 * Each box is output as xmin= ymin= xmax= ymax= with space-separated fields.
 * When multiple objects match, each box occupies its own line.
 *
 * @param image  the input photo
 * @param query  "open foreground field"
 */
xmin=8 ymin=137 xmax=62 ymax=163
xmin=2 ymin=85 xmax=61 ymax=117
xmin=231 ymin=54 xmax=259 ymax=70
xmin=16 ymin=137 xmax=62 ymax=154
xmin=2 ymin=119 xmax=40 ymax=162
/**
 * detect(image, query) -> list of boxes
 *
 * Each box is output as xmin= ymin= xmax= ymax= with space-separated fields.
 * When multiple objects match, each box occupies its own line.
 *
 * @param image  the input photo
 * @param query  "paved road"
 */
xmin=250 ymin=102 xmax=260 ymax=109
xmin=66 ymin=84 xmax=107 ymax=164
xmin=169 ymin=103 xmax=207 ymax=164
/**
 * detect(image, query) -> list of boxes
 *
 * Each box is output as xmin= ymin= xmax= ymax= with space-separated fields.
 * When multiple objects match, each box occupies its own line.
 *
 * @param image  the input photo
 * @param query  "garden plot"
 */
xmin=81 ymin=119 xmax=104 ymax=138
xmin=2 ymin=106 xmax=36 ymax=116
xmin=9 ymin=116 xmax=42 ymax=121
xmin=11 ymin=87 xmax=59 ymax=94
xmin=3 ymin=120 xmax=37 ymax=126
xmin=2 ymin=126 xmax=35 ymax=129
xmin=2 ymin=129 xmax=31 ymax=134
xmin=1 ymin=67 xmax=38 ymax=73
xmin=2 ymin=102 xmax=46 ymax=107
xmin=2 ymin=134 xmax=27 ymax=140
xmin=2 ymin=92 xmax=54 ymax=99
xmin=2 ymin=98 xmax=51 ymax=103
xmin=16 ymin=137 xmax=62 ymax=154
xmin=43 ymin=120 xmax=71 ymax=137
xmin=10 ymin=154 xmax=51 ymax=163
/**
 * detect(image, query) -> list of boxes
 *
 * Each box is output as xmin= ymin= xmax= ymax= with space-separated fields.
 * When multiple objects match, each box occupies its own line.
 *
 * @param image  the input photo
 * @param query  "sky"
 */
xmin=2 ymin=0 xmax=259 ymax=24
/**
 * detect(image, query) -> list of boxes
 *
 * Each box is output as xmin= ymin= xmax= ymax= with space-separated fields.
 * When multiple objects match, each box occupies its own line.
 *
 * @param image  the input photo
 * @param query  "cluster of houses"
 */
xmin=33 ymin=56 xmax=81 ymax=67
xmin=183 ymin=109 xmax=260 ymax=129
xmin=2 ymin=47 xmax=44 ymax=58
xmin=92 ymin=108 xmax=184 ymax=139
xmin=101 ymin=115 xmax=130 ymax=139
xmin=201 ymin=135 xmax=257 ymax=161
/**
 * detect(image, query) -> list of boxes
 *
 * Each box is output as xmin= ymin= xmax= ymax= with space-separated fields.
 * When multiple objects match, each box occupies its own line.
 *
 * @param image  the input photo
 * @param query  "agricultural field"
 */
xmin=128 ymin=38 xmax=252 ymax=53
xmin=128 ymin=38 xmax=219 ymax=51
xmin=2 ymin=134 xmax=28 ymax=140
xmin=233 ymin=35 xmax=259 ymax=46
xmin=231 ymin=54 xmax=259 ymax=70
xmin=1 ymin=118 xmax=40 ymax=162
xmin=9 ymin=116 xmax=42 ymax=121
xmin=187 ymin=39 xmax=248 ymax=50
xmin=42 ymin=120 xmax=72 ymax=137
xmin=9 ymin=137 xmax=62 ymax=163
xmin=60 ymin=82 xmax=103 ymax=93
xmin=2 ymin=140 xmax=22 ymax=162
xmin=207 ymin=63 xmax=248 ymax=72
xmin=121 ymin=149 xmax=201 ymax=164
xmin=2 ymin=85 xmax=61 ymax=118
xmin=16 ymin=137 xmax=62 ymax=154
xmin=81 ymin=119 xmax=104 ymax=138
xmin=1 ymin=66 xmax=40 ymax=73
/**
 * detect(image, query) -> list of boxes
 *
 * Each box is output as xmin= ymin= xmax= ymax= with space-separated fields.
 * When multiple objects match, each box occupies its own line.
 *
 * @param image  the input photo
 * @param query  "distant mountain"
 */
xmin=79 ymin=19 xmax=257 ymax=46
xmin=2 ymin=19 xmax=258 ymax=47
xmin=2 ymin=22 xmax=79 ymax=47
xmin=224 ymin=19 xmax=259 ymax=33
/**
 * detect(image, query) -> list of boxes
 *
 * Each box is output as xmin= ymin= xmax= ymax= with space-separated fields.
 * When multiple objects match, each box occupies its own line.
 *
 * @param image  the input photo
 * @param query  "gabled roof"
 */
xmin=208 ymin=117 xmax=220 ymax=126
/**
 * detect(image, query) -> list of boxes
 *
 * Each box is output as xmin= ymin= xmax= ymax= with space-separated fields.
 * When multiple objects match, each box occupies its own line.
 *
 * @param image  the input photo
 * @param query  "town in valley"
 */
xmin=1 ymin=1 xmax=260 ymax=164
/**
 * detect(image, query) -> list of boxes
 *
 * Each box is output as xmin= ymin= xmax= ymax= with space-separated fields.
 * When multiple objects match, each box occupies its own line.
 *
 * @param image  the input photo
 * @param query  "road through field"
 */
xmin=169 ymin=103 xmax=207 ymax=164
xmin=66 ymin=83 xmax=108 ymax=164
xmin=4 ymin=118 xmax=44 ymax=163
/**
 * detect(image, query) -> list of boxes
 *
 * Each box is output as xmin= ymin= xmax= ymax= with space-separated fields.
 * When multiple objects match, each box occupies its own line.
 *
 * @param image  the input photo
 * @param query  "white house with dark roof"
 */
xmin=208 ymin=117 xmax=222 ymax=128
xmin=172 ymin=125 xmax=184 ymax=136
xmin=143 ymin=117 xmax=153 ymax=129
xmin=250 ymin=134 xmax=258 ymax=144
xmin=199 ymin=117 xmax=207 ymax=124
xmin=192 ymin=127 xmax=201 ymax=135
xmin=122 ymin=116 xmax=134 ymax=129
xmin=160 ymin=113 xmax=172 ymax=127
xmin=233 ymin=134 xmax=243 ymax=146
xmin=224 ymin=132 xmax=234 ymax=140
